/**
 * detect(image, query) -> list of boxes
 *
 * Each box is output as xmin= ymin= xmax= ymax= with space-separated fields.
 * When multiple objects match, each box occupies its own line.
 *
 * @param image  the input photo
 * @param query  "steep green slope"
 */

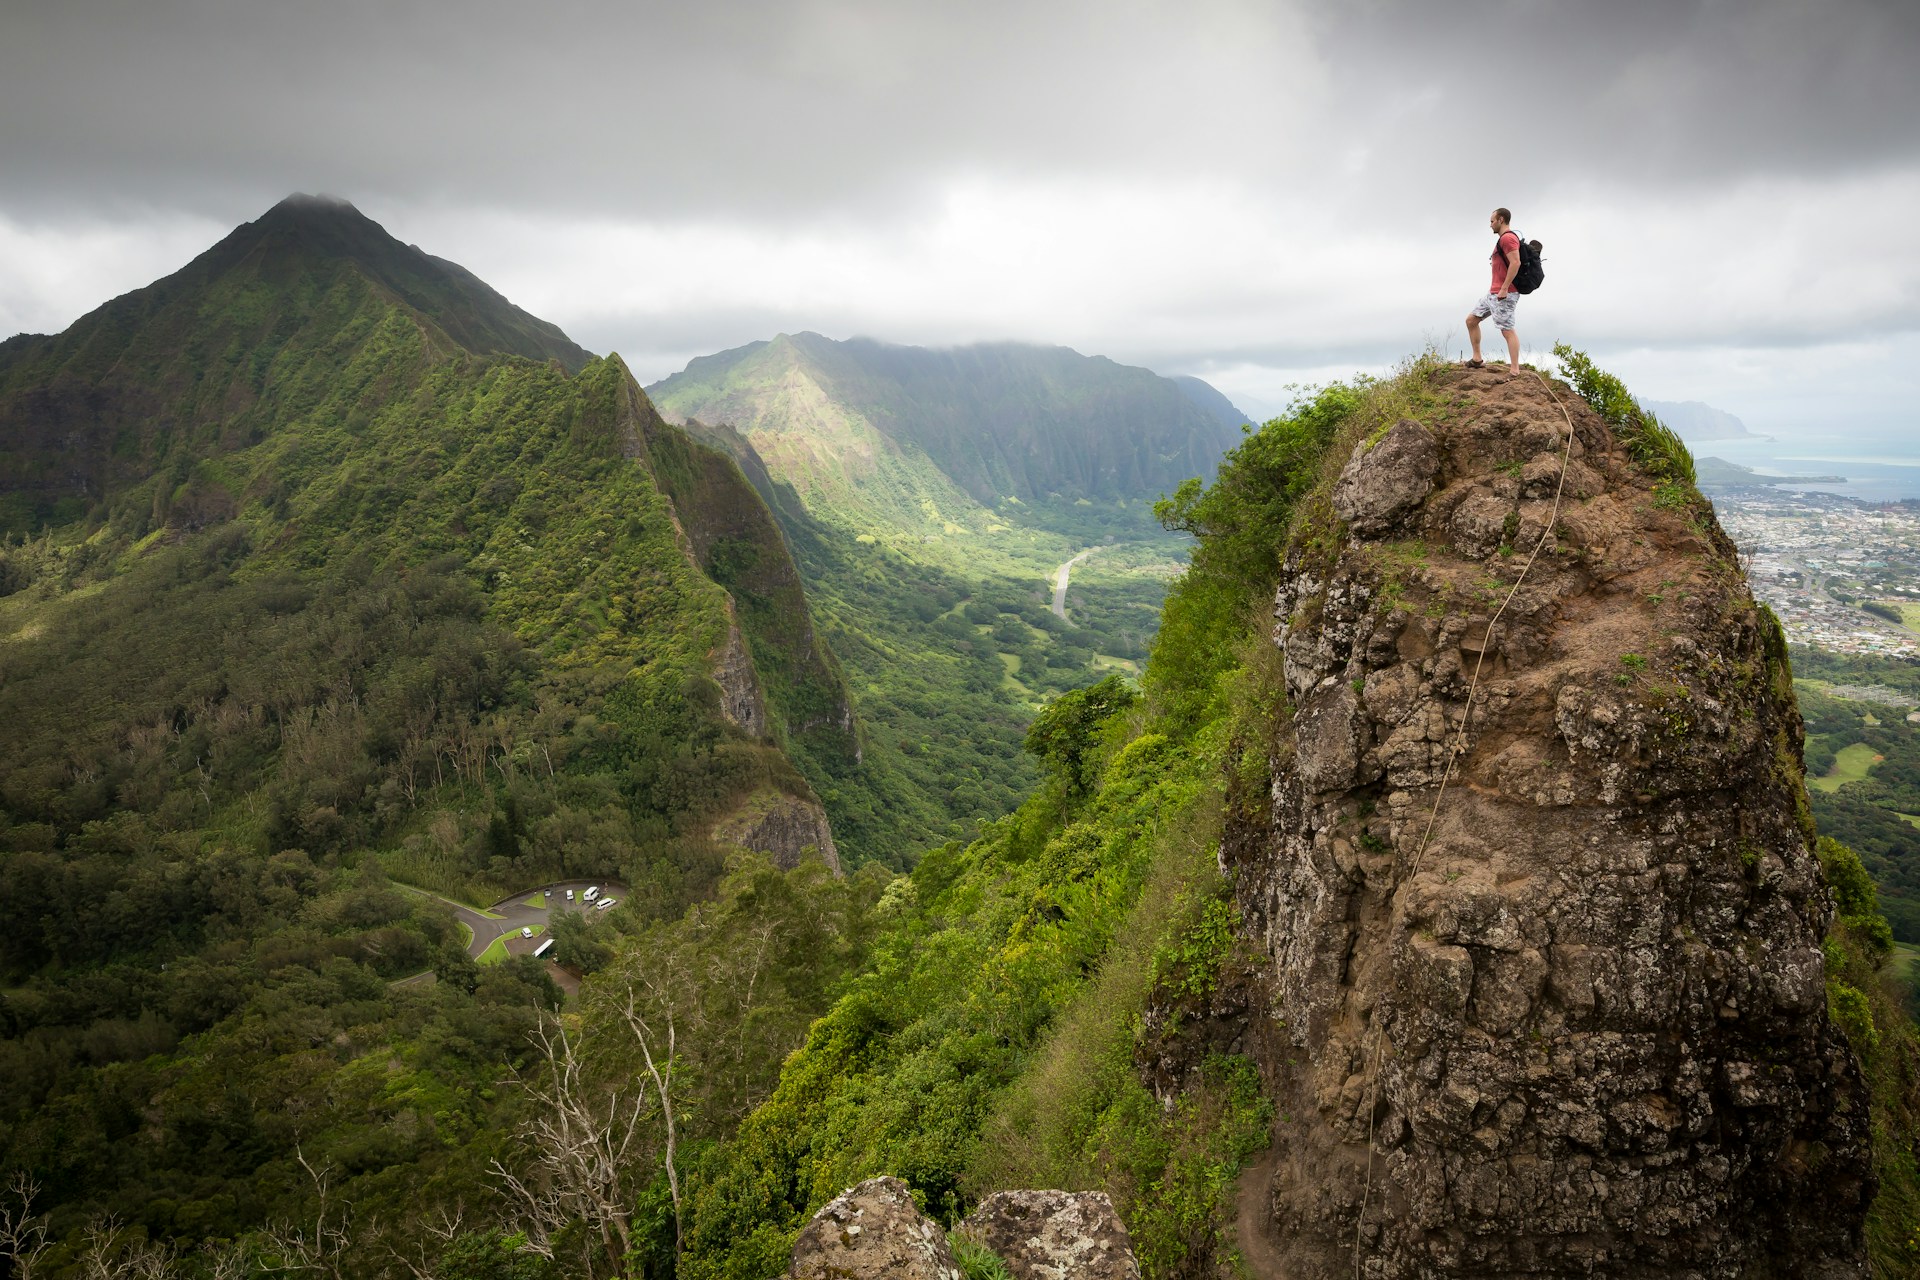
xmin=649 ymin=331 xmax=1247 ymax=535
xmin=0 ymin=201 xmax=866 ymax=1258
xmin=0 ymin=194 xmax=590 ymax=536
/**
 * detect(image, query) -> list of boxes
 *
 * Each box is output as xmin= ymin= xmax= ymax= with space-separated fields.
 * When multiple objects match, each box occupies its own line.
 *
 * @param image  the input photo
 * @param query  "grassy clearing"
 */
xmin=1811 ymin=742 xmax=1884 ymax=793
xmin=523 ymin=891 xmax=547 ymax=909
xmin=1892 ymin=943 xmax=1920 ymax=986
xmin=391 ymin=880 xmax=507 ymax=918
xmin=1877 ymin=600 xmax=1920 ymax=637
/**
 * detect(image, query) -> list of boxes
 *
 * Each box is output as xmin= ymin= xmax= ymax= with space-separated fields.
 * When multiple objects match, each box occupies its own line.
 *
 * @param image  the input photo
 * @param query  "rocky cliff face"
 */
xmin=1228 ymin=368 xmax=1872 ymax=1276
xmin=711 ymin=787 xmax=842 ymax=874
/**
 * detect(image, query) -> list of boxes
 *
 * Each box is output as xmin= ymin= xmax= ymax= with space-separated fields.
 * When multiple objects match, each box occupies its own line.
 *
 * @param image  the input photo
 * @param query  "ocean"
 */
xmin=1689 ymin=433 xmax=1920 ymax=503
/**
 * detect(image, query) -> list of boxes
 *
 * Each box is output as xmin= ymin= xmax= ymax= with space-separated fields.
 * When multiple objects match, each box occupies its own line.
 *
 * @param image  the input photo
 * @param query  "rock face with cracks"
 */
xmin=1227 ymin=368 xmax=1872 ymax=1277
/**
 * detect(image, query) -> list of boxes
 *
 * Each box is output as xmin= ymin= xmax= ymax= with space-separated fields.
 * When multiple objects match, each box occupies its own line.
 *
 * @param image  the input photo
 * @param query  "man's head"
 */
xmin=1490 ymin=208 xmax=1511 ymax=232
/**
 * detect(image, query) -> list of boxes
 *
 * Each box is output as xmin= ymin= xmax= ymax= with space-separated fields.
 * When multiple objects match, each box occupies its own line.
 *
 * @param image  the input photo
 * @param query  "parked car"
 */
xmin=595 ymin=898 xmax=617 ymax=911
xmin=583 ymin=886 xmax=599 ymax=902
xmin=521 ymin=927 xmax=533 ymax=939
xmin=565 ymin=889 xmax=574 ymax=901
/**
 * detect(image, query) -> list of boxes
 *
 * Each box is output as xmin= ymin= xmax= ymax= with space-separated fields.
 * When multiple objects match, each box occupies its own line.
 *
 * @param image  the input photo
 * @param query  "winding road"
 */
xmin=1050 ymin=548 xmax=1099 ymax=620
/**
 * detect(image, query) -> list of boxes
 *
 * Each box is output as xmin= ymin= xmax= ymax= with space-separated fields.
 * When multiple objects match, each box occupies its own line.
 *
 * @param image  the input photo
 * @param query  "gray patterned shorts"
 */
xmin=1471 ymin=291 xmax=1519 ymax=331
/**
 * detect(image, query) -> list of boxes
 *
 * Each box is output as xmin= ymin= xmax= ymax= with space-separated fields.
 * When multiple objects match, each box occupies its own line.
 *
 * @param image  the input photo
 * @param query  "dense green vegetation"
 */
xmin=0 ymin=199 xmax=886 ymax=1275
xmin=1789 ymin=650 xmax=1920 ymax=942
xmin=1815 ymin=834 xmax=1920 ymax=1276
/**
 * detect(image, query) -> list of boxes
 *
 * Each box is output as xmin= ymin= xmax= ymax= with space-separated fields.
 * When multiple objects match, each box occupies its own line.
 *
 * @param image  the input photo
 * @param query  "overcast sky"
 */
xmin=4 ymin=0 xmax=1916 ymax=432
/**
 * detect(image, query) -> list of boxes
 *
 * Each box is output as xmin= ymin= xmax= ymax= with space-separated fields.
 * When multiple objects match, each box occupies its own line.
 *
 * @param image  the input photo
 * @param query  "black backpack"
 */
xmin=1509 ymin=232 xmax=1545 ymax=294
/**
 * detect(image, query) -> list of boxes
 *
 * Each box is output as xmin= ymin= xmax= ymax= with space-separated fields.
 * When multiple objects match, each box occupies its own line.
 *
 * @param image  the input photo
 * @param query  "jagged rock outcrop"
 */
xmin=1228 ymin=368 xmax=1872 ymax=1277
xmin=959 ymin=1190 xmax=1141 ymax=1280
xmin=711 ymin=787 xmax=842 ymax=873
xmin=790 ymin=1176 xmax=960 ymax=1280
xmin=710 ymin=613 xmax=771 ymax=737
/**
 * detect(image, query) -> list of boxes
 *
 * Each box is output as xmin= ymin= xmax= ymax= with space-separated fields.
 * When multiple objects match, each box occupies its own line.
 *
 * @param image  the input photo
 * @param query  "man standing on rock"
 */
xmin=1465 ymin=207 xmax=1523 ymax=374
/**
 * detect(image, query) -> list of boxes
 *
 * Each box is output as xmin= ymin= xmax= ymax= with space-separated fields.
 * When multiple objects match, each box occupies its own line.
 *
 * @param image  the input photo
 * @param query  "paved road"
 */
xmin=405 ymin=879 xmax=628 ymax=960
xmin=1050 ymin=548 xmax=1098 ymax=619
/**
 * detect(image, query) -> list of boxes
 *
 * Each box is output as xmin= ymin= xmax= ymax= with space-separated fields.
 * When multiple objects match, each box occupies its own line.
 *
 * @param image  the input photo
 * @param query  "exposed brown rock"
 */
xmin=1227 ymin=368 xmax=1872 ymax=1277
xmin=710 ymin=787 xmax=841 ymax=873
xmin=710 ymin=611 xmax=770 ymax=737
xmin=1332 ymin=417 xmax=1440 ymax=538
xmin=959 ymin=1190 xmax=1141 ymax=1280
xmin=790 ymin=1176 xmax=961 ymax=1280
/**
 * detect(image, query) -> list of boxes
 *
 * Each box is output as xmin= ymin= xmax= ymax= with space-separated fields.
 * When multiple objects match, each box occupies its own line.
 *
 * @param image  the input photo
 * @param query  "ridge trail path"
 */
xmin=1235 ymin=1142 xmax=1289 ymax=1277
xmin=1050 ymin=547 xmax=1101 ymax=619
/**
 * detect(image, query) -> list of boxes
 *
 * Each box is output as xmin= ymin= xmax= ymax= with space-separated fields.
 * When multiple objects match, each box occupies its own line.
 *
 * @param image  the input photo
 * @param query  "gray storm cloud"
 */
xmin=5 ymin=0 xmax=1914 ymax=217
xmin=2 ymin=0 xmax=1916 ymax=428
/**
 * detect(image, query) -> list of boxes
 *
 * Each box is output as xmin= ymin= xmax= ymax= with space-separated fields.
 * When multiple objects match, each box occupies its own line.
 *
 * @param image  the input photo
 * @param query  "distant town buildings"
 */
xmin=1712 ymin=488 xmax=1920 ymax=658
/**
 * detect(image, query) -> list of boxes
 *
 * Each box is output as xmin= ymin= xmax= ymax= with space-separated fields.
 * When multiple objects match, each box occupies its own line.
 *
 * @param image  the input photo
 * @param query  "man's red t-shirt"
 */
xmin=1490 ymin=231 xmax=1520 ymax=292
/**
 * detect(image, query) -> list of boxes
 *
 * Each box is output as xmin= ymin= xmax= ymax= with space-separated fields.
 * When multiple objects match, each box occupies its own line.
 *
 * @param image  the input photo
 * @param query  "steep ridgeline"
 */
xmin=0 ymin=195 xmax=853 ymax=887
xmin=1231 ymin=368 xmax=1871 ymax=1275
xmin=647 ymin=331 xmax=1249 ymax=538
xmin=0 ymin=194 xmax=591 ymax=534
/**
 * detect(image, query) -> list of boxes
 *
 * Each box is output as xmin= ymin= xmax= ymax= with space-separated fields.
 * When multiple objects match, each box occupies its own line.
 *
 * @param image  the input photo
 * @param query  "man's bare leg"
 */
xmin=1465 ymin=314 xmax=1483 ymax=364
xmin=1502 ymin=327 xmax=1520 ymax=374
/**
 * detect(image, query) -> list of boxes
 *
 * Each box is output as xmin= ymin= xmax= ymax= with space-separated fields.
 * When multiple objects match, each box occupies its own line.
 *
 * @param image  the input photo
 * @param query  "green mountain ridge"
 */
xmin=0 ymin=194 xmax=594 ymax=535
xmin=0 ymin=197 xmax=901 ymax=1265
xmin=649 ymin=334 xmax=1251 ymax=862
xmin=647 ymin=331 xmax=1249 ymax=540
xmin=0 ymin=193 xmax=857 ymax=897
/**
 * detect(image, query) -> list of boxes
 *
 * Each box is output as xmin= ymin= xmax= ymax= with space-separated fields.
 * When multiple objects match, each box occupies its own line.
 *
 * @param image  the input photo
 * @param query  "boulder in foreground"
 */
xmin=789 ymin=1176 xmax=960 ymax=1280
xmin=958 ymin=1189 xmax=1141 ymax=1280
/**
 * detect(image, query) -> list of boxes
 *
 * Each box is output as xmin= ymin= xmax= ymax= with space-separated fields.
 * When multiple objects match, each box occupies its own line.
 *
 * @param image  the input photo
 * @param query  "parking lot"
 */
xmin=445 ymin=879 xmax=629 ymax=962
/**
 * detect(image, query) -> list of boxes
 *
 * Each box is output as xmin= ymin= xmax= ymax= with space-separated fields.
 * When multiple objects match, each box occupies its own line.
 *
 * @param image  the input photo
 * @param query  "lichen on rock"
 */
xmin=789 ymin=1176 xmax=961 ymax=1280
xmin=958 ymin=1190 xmax=1140 ymax=1280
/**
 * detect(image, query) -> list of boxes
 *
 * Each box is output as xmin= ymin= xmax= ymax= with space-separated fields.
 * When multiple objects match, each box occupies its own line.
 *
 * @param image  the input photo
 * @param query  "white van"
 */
xmin=521 ymin=927 xmax=533 ymax=939
xmin=595 ymin=898 xmax=616 ymax=911
xmin=565 ymin=889 xmax=574 ymax=901
xmin=583 ymin=886 xmax=599 ymax=902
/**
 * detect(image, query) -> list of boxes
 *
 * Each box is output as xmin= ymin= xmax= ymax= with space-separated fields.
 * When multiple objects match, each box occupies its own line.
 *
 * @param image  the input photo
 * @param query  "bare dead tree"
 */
xmin=491 ymin=1017 xmax=646 ymax=1276
xmin=716 ymin=920 xmax=778 ymax=1119
xmin=256 ymin=1148 xmax=354 ymax=1280
xmin=0 ymin=1172 xmax=50 ymax=1280
xmin=75 ymin=1217 xmax=177 ymax=1280
xmin=195 ymin=1240 xmax=254 ymax=1280
xmin=619 ymin=983 xmax=685 ymax=1254
xmin=379 ymin=1202 xmax=469 ymax=1280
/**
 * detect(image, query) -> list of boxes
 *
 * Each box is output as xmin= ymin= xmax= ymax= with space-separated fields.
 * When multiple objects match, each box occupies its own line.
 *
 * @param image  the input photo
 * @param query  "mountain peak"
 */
xmin=187 ymin=195 xmax=593 ymax=369
xmin=263 ymin=191 xmax=365 ymax=218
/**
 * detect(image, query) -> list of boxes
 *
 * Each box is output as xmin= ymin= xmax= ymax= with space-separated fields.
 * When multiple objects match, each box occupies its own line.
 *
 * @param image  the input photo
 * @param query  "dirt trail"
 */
xmin=1234 ymin=1142 xmax=1288 ymax=1277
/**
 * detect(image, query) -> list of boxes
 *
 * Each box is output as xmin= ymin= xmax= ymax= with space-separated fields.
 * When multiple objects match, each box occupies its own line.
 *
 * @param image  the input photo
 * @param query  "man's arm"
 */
xmin=1499 ymin=238 xmax=1521 ymax=298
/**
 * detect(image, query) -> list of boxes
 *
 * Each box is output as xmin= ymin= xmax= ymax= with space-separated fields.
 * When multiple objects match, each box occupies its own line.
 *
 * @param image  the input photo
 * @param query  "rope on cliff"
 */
xmin=1349 ymin=370 xmax=1581 ymax=1280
